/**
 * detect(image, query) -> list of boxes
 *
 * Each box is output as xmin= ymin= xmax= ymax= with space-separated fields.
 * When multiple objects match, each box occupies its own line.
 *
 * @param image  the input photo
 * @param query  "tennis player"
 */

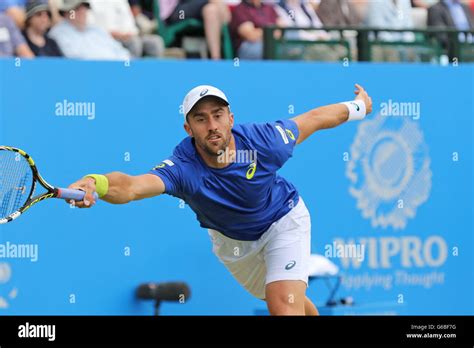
xmin=68 ymin=84 xmax=372 ymax=315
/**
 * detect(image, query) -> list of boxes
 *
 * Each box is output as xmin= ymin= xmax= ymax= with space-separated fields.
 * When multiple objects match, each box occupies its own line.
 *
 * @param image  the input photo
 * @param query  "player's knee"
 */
xmin=267 ymin=296 xmax=305 ymax=315
xmin=265 ymin=284 xmax=305 ymax=315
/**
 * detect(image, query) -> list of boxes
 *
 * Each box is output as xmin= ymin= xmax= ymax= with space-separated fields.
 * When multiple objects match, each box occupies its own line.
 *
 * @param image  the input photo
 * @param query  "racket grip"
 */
xmin=57 ymin=188 xmax=99 ymax=202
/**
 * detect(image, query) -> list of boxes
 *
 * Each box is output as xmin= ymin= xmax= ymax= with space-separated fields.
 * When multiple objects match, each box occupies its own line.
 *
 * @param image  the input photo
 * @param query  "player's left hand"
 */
xmin=354 ymin=84 xmax=373 ymax=115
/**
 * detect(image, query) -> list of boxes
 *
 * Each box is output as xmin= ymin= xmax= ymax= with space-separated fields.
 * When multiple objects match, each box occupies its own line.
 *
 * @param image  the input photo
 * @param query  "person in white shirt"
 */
xmin=365 ymin=0 xmax=417 ymax=61
xmin=49 ymin=0 xmax=130 ymax=60
xmin=88 ymin=0 xmax=164 ymax=58
xmin=274 ymin=0 xmax=346 ymax=61
xmin=275 ymin=0 xmax=330 ymax=41
xmin=365 ymin=0 xmax=415 ymax=42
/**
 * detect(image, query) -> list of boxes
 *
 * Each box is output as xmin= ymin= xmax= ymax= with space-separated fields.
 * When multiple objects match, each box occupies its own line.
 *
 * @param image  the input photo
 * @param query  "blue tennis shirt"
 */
xmin=149 ymin=119 xmax=300 ymax=241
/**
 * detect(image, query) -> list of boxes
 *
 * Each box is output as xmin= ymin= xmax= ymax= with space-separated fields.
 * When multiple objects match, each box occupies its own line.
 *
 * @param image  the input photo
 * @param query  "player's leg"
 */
xmin=208 ymin=229 xmax=268 ymax=300
xmin=263 ymin=197 xmax=317 ymax=316
xmin=265 ymin=280 xmax=306 ymax=315
xmin=207 ymin=198 xmax=317 ymax=315
xmin=304 ymin=296 xmax=319 ymax=316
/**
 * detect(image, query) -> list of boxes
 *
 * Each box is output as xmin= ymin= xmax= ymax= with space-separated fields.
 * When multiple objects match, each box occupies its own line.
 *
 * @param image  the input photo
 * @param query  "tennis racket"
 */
xmin=0 ymin=146 xmax=98 ymax=224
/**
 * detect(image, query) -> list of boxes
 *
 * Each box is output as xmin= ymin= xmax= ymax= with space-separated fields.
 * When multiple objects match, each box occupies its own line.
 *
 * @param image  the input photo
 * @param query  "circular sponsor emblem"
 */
xmin=346 ymin=114 xmax=432 ymax=229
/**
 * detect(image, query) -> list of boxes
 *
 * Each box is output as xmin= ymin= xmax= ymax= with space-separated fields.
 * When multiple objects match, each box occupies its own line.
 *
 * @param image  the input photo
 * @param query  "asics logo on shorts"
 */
xmin=285 ymin=260 xmax=296 ymax=270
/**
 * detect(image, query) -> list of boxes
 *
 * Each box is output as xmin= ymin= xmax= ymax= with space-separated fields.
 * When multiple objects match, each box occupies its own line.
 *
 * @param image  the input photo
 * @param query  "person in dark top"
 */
xmin=427 ymin=0 xmax=474 ymax=60
xmin=0 ymin=12 xmax=33 ymax=57
xmin=23 ymin=0 xmax=62 ymax=57
xmin=161 ymin=0 xmax=231 ymax=60
xmin=230 ymin=0 xmax=279 ymax=60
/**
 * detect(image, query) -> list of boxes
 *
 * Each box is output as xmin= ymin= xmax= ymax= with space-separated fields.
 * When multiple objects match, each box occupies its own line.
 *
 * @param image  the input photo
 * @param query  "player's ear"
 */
xmin=184 ymin=121 xmax=193 ymax=137
xmin=229 ymin=112 xmax=234 ymax=128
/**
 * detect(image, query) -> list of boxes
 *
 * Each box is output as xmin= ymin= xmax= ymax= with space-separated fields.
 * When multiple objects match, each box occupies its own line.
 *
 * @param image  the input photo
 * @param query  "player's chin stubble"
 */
xmin=199 ymin=132 xmax=231 ymax=157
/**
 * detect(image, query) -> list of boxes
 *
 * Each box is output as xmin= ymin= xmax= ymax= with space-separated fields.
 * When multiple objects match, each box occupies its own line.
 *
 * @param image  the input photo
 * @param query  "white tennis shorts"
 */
xmin=208 ymin=197 xmax=311 ymax=300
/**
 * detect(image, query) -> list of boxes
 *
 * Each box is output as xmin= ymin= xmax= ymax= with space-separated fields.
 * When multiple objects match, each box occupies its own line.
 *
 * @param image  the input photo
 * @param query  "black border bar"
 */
xmin=0 ymin=315 xmax=472 ymax=345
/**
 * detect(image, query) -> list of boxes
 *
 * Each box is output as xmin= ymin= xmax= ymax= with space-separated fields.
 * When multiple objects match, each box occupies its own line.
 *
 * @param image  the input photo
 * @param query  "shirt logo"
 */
xmin=285 ymin=129 xmax=295 ymax=141
xmin=285 ymin=260 xmax=296 ymax=270
xmin=246 ymin=162 xmax=257 ymax=180
xmin=153 ymin=159 xmax=174 ymax=170
xmin=275 ymin=125 xmax=289 ymax=144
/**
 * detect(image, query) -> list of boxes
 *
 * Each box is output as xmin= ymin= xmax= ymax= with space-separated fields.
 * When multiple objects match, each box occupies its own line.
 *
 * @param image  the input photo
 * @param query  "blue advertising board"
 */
xmin=0 ymin=59 xmax=472 ymax=315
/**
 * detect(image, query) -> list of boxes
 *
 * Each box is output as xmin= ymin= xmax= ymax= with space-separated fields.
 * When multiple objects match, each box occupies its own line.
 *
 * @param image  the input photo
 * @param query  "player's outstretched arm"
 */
xmin=292 ymin=84 xmax=373 ymax=145
xmin=67 ymin=173 xmax=165 ymax=208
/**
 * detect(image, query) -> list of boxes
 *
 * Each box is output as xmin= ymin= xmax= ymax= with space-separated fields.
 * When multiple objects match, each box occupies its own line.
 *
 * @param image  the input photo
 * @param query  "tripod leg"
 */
xmin=154 ymin=301 xmax=161 ymax=316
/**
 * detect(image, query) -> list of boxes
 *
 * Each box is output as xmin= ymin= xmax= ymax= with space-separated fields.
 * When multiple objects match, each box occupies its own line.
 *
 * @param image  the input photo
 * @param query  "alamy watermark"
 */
xmin=325 ymin=241 xmax=365 ymax=262
xmin=217 ymin=148 xmax=258 ymax=164
xmin=18 ymin=322 xmax=55 ymax=341
xmin=55 ymin=99 xmax=96 ymax=120
xmin=0 ymin=242 xmax=38 ymax=262
xmin=380 ymin=99 xmax=420 ymax=120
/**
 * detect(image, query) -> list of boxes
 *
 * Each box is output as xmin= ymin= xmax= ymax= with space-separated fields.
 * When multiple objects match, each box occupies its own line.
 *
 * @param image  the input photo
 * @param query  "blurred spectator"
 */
xmin=0 ymin=11 xmax=33 ymax=56
xmin=411 ymin=0 xmax=438 ymax=7
xmin=428 ymin=0 xmax=473 ymax=29
xmin=365 ymin=0 xmax=415 ymax=41
xmin=275 ymin=0 xmax=348 ymax=61
xmin=428 ymin=0 xmax=473 ymax=50
xmin=0 ymin=0 xmax=27 ymax=29
xmin=365 ymin=0 xmax=417 ymax=61
xmin=349 ymin=0 xmax=370 ymax=22
xmin=23 ymin=0 xmax=62 ymax=56
xmin=275 ymin=0 xmax=328 ymax=40
xmin=48 ymin=0 xmax=62 ymax=25
xmin=88 ymin=0 xmax=164 ymax=57
xmin=128 ymin=0 xmax=157 ymax=35
xmin=48 ymin=0 xmax=130 ymax=60
xmin=230 ymin=0 xmax=279 ymax=59
xmin=162 ymin=0 xmax=231 ymax=60
xmin=316 ymin=0 xmax=362 ymax=26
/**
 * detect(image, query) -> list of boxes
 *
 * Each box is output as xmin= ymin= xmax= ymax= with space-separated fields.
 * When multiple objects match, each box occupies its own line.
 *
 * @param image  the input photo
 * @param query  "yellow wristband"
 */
xmin=84 ymin=174 xmax=109 ymax=198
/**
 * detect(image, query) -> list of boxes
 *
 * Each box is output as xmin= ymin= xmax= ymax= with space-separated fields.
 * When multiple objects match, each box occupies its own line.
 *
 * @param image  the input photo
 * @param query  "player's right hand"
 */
xmin=66 ymin=177 xmax=98 ymax=208
xmin=354 ymin=84 xmax=373 ymax=115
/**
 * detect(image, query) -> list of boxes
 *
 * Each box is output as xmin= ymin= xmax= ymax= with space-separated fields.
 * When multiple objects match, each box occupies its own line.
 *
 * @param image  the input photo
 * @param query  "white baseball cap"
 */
xmin=182 ymin=85 xmax=229 ymax=118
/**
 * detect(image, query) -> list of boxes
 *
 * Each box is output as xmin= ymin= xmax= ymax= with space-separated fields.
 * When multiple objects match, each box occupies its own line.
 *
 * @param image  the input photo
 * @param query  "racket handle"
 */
xmin=56 ymin=188 xmax=99 ymax=202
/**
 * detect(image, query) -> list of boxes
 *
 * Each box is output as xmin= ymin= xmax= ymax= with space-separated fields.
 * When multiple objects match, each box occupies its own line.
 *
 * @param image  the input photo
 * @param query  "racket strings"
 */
xmin=0 ymin=151 xmax=33 ymax=218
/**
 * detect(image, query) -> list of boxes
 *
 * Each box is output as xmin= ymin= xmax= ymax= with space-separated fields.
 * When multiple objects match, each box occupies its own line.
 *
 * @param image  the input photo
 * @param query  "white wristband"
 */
xmin=340 ymin=100 xmax=366 ymax=121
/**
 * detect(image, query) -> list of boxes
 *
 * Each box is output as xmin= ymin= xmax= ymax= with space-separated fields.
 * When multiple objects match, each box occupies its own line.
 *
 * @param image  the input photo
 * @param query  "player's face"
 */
xmin=184 ymin=98 xmax=234 ymax=157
